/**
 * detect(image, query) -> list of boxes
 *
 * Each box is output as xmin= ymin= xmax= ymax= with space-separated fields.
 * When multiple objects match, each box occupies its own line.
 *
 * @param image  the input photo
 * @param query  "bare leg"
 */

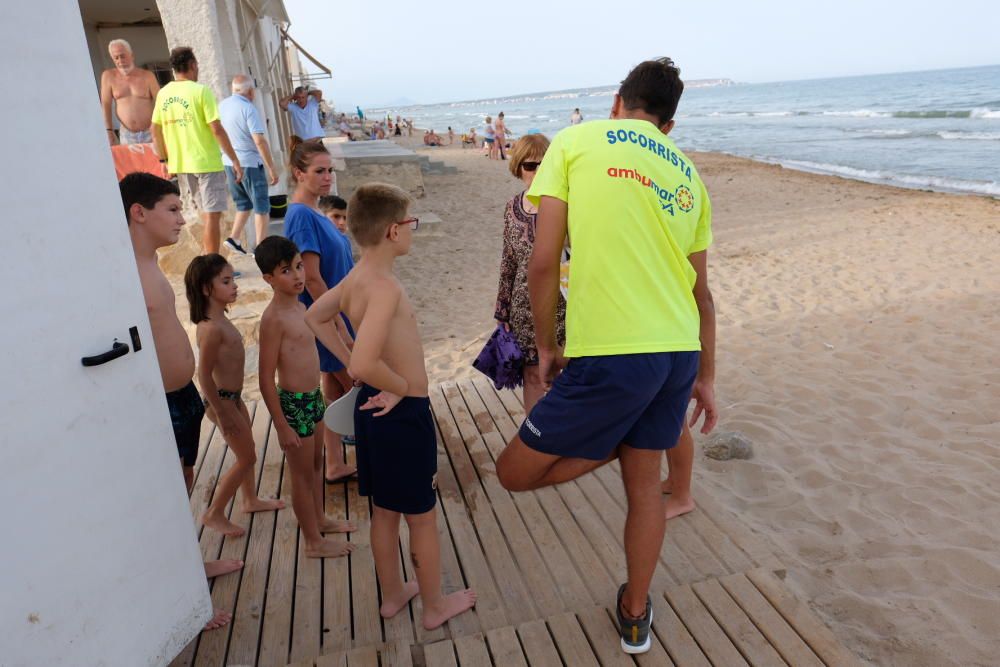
xmin=522 ymin=364 xmax=546 ymax=417
xmin=253 ymin=212 xmax=270 ymax=249
xmin=201 ymin=403 xmax=255 ymax=537
xmin=233 ymin=401 xmax=284 ymax=512
xmin=322 ymin=371 xmax=356 ymax=482
xmin=664 ymin=423 xmax=695 ymax=520
xmin=620 ymin=446 xmax=666 ymax=618
xmin=406 ymin=509 xmax=476 ymax=629
xmin=182 ymin=464 xmax=194 ymax=494
xmin=496 ymin=435 xmax=616 ymax=492
xmin=372 ymin=506 xmax=419 ymax=618
xmin=285 ymin=435 xmax=354 ymax=558
xmin=229 ymin=210 xmax=251 ymax=246
xmin=202 ymin=211 xmax=222 ymax=254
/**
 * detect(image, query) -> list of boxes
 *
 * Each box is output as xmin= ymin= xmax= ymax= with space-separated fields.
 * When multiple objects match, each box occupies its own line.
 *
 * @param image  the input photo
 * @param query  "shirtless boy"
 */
xmin=101 ymin=39 xmax=160 ymax=145
xmin=256 ymin=236 xmax=356 ymax=558
xmin=306 ymin=183 xmax=476 ymax=629
xmin=121 ymin=172 xmax=241 ymax=630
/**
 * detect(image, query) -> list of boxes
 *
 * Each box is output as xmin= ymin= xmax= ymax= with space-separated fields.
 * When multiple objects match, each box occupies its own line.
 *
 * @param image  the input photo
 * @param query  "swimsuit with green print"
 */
xmin=278 ymin=386 xmax=325 ymax=436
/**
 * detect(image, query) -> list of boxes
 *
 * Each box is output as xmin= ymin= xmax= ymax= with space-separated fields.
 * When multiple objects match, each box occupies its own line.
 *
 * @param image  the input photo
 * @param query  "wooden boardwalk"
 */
xmin=169 ymin=377 xmax=855 ymax=667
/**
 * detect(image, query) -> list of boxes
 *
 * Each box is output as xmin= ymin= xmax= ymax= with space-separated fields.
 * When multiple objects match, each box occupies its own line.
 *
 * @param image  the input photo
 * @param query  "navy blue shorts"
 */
xmin=354 ymin=385 xmax=438 ymax=515
xmin=519 ymin=351 xmax=699 ymax=461
xmin=166 ymin=381 xmax=205 ymax=467
xmin=225 ymin=164 xmax=270 ymax=214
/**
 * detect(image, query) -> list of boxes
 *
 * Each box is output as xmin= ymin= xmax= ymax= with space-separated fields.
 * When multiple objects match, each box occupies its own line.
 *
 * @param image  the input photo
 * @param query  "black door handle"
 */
xmin=81 ymin=341 xmax=130 ymax=367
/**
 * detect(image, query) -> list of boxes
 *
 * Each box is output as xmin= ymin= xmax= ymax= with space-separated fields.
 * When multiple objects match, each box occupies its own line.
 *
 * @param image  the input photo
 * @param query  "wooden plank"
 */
xmin=486 ymin=625 xmax=529 ymax=667
xmin=423 ymin=639 xmax=458 ymax=667
xmin=468 ymin=380 xmax=595 ymax=611
xmin=449 ymin=383 xmax=564 ymax=617
xmin=649 ymin=594 xmax=711 ymax=667
xmin=345 ymin=645 xmax=378 ymax=667
xmin=290 ymin=518 xmax=323 ymax=661
xmin=747 ymin=569 xmax=861 ymax=667
xmin=322 ymin=477 xmax=353 ymax=653
xmin=433 ymin=385 xmax=538 ymax=624
xmin=315 ymin=650 xmax=348 ymax=667
xmin=228 ymin=411 xmax=286 ymax=666
xmin=428 ymin=390 xmax=508 ymax=631
xmin=692 ymin=578 xmax=787 ymax=666
xmin=664 ymin=584 xmax=748 ymax=667
xmin=257 ymin=443 xmax=300 ymax=667
xmin=515 ymin=619 xmax=562 ymax=667
xmin=719 ymin=574 xmax=824 ymax=667
xmin=381 ymin=638 xmax=415 ymax=667
xmin=347 ymin=480 xmax=382 ymax=647
xmin=575 ymin=606 xmax=638 ymax=667
xmin=545 ymin=612 xmax=600 ymax=667
xmin=453 ymin=633 xmax=492 ymax=667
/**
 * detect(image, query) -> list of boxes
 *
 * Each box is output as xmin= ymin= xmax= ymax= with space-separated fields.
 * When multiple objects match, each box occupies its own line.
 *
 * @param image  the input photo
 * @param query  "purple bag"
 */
xmin=472 ymin=325 xmax=524 ymax=390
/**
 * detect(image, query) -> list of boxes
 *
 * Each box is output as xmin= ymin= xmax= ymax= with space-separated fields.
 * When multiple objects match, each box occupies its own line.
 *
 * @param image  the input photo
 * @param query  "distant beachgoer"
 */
xmin=570 ymin=108 xmax=583 ymax=125
xmin=152 ymin=47 xmax=242 ymax=255
xmin=282 ymin=137 xmax=358 ymax=485
xmin=255 ymin=236 xmax=358 ymax=557
xmin=494 ymin=134 xmax=566 ymax=414
xmin=339 ymin=118 xmax=353 ymax=138
xmin=120 ymin=172 xmax=243 ymax=632
xmin=281 ymin=86 xmax=325 ymax=140
xmin=494 ymin=58 xmax=717 ymax=655
xmin=394 ymin=123 xmax=402 ymax=136
xmin=424 ymin=129 xmax=444 ymax=146
xmin=447 ymin=126 xmax=455 ymax=144
xmin=484 ymin=116 xmax=497 ymax=158
xmin=100 ymin=39 xmax=160 ymax=145
xmin=406 ymin=118 xmax=414 ymax=137
xmin=184 ymin=253 xmax=284 ymax=539
xmin=219 ymin=74 xmax=280 ymax=254
xmin=461 ymin=128 xmax=478 ymax=148
xmin=495 ymin=111 xmax=509 ymax=160
xmin=356 ymin=106 xmax=365 ymax=121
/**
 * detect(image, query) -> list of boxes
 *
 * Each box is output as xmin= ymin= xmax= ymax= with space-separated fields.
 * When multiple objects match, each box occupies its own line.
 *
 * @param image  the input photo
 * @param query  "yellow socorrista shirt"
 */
xmin=151 ymin=80 xmax=223 ymax=174
xmin=526 ymin=119 xmax=712 ymax=358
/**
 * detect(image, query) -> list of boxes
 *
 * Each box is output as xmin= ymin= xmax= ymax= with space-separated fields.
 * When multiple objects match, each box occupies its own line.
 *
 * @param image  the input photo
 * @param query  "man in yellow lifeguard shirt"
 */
xmin=496 ymin=58 xmax=718 ymax=655
xmin=152 ymin=47 xmax=242 ymax=254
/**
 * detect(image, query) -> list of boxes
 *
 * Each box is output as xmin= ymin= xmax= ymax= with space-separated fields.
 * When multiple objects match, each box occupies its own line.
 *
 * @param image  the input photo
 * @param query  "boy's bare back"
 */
xmin=136 ymin=257 xmax=195 ymax=392
xmin=340 ymin=263 xmax=428 ymax=397
xmin=260 ymin=300 xmax=321 ymax=393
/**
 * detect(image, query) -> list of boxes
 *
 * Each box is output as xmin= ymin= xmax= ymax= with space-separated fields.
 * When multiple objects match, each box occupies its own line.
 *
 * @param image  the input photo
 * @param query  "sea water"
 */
xmin=374 ymin=65 xmax=1000 ymax=197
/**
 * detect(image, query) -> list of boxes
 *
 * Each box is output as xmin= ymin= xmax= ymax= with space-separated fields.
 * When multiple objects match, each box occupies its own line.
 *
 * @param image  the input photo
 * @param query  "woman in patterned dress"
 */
xmin=493 ymin=134 xmax=566 ymax=413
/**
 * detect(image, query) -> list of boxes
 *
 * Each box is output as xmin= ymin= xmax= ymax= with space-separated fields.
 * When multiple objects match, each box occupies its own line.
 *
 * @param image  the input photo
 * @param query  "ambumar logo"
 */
xmin=524 ymin=419 xmax=541 ymax=437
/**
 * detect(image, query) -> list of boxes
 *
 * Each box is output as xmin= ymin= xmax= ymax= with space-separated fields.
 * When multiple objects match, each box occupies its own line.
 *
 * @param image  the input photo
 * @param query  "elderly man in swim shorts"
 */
xmin=100 ymin=39 xmax=160 ymax=145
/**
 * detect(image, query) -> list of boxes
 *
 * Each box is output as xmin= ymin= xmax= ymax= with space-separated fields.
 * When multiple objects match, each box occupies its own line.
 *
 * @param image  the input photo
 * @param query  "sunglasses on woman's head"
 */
xmin=521 ymin=161 xmax=540 ymax=172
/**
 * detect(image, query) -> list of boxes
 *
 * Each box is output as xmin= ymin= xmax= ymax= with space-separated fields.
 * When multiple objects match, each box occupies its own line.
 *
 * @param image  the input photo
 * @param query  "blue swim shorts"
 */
xmin=225 ymin=164 xmax=270 ymax=214
xmin=354 ymin=384 xmax=438 ymax=515
xmin=519 ymin=351 xmax=699 ymax=461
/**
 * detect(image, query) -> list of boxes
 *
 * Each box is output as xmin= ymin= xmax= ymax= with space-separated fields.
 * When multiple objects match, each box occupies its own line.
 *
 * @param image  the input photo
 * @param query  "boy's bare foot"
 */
xmin=319 ymin=515 xmax=357 ymax=533
xmin=380 ymin=581 xmax=419 ymax=619
xmin=661 ymin=479 xmax=673 ymax=494
xmin=204 ymin=607 xmax=232 ymax=631
xmin=665 ymin=496 xmax=695 ymax=520
xmin=242 ymin=497 xmax=285 ymax=513
xmin=204 ymin=559 xmax=243 ymax=578
xmin=422 ymin=589 xmax=477 ymax=630
xmin=201 ymin=512 xmax=246 ymax=537
xmin=304 ymin=537 xmax=356 ymax=558
xmin=324 ymin=464 xmax=358 ymax=483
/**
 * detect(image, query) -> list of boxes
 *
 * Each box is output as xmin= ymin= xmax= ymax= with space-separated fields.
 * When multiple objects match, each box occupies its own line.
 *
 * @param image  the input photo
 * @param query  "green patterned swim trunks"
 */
xmin=278 ymin=386 xmax=325 ymax=436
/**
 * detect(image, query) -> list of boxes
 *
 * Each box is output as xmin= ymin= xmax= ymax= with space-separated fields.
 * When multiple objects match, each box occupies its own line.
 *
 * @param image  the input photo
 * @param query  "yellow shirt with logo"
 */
xmin=526 ymin=119 xmax=712 ymax=357
xmin=151 ymin=80 xmax=223 ymax=174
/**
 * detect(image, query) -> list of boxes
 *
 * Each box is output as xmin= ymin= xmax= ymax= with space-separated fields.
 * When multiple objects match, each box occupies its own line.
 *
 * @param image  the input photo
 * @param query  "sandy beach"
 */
xmin=164 ymin=134 xmax=998 ymax=665
xmin=388 ymin=136 xmax=1000 ymax=666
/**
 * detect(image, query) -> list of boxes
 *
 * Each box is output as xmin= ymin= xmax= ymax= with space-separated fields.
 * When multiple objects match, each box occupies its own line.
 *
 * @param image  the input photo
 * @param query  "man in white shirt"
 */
xmin=280 ymin=86 xmax=325 ymax=140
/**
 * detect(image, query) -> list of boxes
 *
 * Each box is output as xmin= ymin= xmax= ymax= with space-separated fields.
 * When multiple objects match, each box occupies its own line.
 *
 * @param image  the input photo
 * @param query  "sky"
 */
xmin=283 ymin=0 xmax=1000 ymax=109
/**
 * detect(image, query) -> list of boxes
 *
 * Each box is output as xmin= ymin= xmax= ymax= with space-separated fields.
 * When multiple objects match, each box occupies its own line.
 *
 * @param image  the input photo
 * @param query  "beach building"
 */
xmin=77 ymin=0 xmax=331 ymax=169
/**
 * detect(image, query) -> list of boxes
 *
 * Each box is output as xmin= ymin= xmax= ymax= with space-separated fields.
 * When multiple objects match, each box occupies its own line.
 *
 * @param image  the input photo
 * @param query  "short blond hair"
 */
xmin=348 ymin=183 xmax=412 ymax=247
xmin=508 ymin=134 xmax=550 ymax=178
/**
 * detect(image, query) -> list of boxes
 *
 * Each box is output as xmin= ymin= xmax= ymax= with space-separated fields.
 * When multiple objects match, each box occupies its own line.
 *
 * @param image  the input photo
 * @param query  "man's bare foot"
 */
xmin=661 ymin=479 xmax=673 ymax=494
xmin=204 ymin=559 xmax=243 ymax=578
xmin=665 ymin=496 xmax=695 ymax=520
xmin=201 ymin=512 xmax=246 ymax=537
xmin=204 ymin=607 xmax=232 ymax=631
xmin=304 ymin=537 xmax=356 ymax=558
xmin=242 ymin=497 xmax=285 ymax=513
xmin=324 ymin=464 xmax=358 ymax=483
xmin=422 ymin=589 xmax=477 ymax=630
xmin=319 ymin=515 xmax=357 ymax=533
xmin=381 ymin=581 xmax=419 ymax=618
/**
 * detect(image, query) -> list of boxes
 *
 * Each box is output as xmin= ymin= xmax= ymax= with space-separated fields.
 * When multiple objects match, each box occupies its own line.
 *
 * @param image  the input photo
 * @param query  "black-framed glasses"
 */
xmin=521 ymin=161 xmax=540 ymax=172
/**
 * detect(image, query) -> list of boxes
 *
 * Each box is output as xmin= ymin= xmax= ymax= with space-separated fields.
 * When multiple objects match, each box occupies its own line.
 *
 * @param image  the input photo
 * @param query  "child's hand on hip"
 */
xmin=359 ymin=390 xmax=402 ymax=417
xmin=277 ymin=424 xmax=302 ymax=451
